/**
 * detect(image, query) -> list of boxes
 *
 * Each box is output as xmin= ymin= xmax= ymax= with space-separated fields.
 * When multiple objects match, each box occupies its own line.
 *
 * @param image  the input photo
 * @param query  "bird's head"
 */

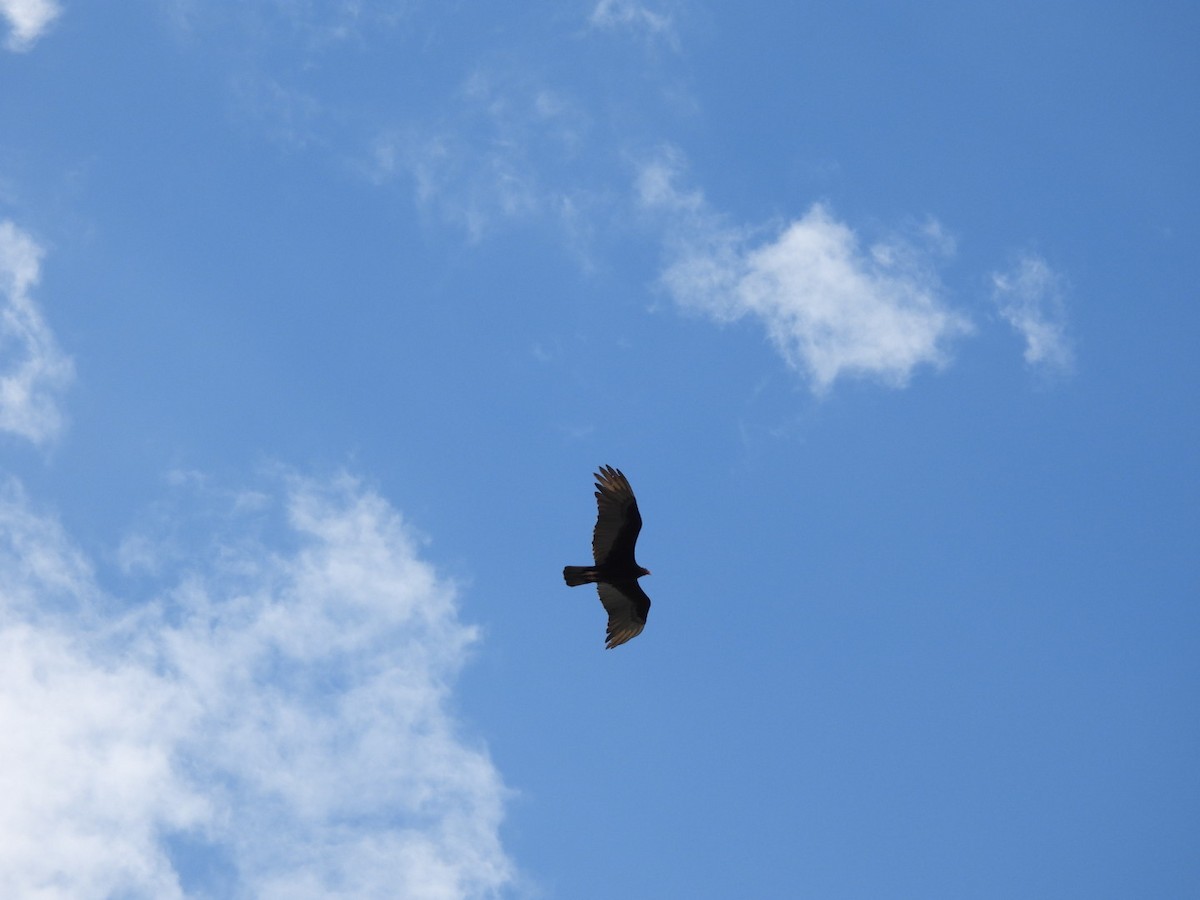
xmin=639 ymin=566 xmax=652 ymax=578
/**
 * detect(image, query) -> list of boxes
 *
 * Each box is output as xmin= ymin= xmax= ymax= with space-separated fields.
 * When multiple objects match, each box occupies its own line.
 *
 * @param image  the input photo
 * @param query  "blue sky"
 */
xmin=1 ymin=2 xmax=1197 ymax=897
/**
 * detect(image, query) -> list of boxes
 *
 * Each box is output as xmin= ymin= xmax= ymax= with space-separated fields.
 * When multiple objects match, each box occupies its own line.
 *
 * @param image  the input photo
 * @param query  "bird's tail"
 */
xmin=563 ymin=565 xmax=597 ymax=587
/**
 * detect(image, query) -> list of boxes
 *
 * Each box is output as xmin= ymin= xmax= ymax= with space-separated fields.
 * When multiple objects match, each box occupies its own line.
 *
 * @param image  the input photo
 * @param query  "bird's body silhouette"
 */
xmin=563 ymin=466 xmax=652 ymax=649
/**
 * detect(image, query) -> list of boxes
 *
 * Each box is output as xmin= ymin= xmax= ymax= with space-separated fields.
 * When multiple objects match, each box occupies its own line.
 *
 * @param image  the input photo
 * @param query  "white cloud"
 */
xmin=375 ymin=127 xmax=541 ymax=243
xmin=640 ymin=153 xmax=972 ymax=391
xmin=368 ymin=71 xmax=593 ymax=243
xmin=0 ymin=0 xmax=60 ymax=51
xmin=0 ymin=473 xmax=515 ymax=899
xmin=162 ymin=0 xmax=410 ymax=48
xmin=589 ymin=0 xmax=675 ymax=45
xmin=0 ymin=220 xmax=74 ymax=444
xmin=991 ymin=254 xmax=1074 ymax=372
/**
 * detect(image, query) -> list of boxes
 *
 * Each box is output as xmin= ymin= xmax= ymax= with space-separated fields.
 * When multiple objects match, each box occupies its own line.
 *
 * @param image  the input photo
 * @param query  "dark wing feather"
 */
xmin=597 ymin=581 xmax=651 ymax=649
xmin=591 ymin=465 xmax=642 ymax=566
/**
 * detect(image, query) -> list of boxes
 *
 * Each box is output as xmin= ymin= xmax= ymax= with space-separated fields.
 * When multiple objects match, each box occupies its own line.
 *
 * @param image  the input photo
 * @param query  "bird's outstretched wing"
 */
xmin=597 ymin=581 xmax=651 ymax=650
xmin=591 ymin=465 xmax=642 ymax=567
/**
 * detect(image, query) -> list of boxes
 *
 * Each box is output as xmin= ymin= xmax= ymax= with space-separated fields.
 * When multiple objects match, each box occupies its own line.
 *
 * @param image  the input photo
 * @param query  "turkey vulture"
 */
xmin=563 ymin=465 xmax=652 ymax=649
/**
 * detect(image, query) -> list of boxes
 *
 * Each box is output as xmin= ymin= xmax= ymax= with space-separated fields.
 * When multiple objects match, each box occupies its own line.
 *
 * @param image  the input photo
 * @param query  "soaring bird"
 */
xmin=563 ymin=465 xmax=652 ymax=649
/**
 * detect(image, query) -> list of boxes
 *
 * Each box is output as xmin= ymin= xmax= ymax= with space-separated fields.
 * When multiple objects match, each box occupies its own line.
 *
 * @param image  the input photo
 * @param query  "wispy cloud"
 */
xmin=639 ymin=151 xmax=972 ymax=392
xmin=369 ymin=70 xmax=595 ymax=243
xmin=0 ymin=473 xmax=515 ymax=898
xmin=162 ymin=0 xmax=410 ymax=49
xmin=0 ymin=220 xmax=74 ymax=445
xmin=991 ymin=254 xmax=1074 ymax=373
xmin=0 ymin=0 xmax=60 ymax=51
xmin=372 ymin=127 xmax=539 ymax=243
xmin=589 ymin=0 xmax=676 ymax=46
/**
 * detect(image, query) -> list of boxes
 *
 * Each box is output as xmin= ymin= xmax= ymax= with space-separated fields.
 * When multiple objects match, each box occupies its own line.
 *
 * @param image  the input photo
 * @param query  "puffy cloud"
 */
xmin=0 ymin=0 xmax=60 ymax=52
xmin=640 ymin=153 xmax=972 ymax=391
xmin=0 ymin=473 xmax=514 ymax=899
xmin=991 ymin=254 xmax=1074 ymax=373
xmin=0 ymin=220 xmax=74 ymax=444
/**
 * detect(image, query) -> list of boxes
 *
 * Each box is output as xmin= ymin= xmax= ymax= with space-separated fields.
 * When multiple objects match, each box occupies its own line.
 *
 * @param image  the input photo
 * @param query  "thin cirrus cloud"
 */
xmin=589 ymin=0 xmax=676 ymax=44
xmin=368 ymin=71 xmax=593 ymax=244
xmin=0 ymin=220 xmax=74 ymax=445
xmin=0 ymin=0 xmax=60 ymax=51
xmin=638 ymin=151 xmax=973 ymax=392
xmin=991 ymin=254 xmax=1074 ymax=373
xmin=0 ymin=473 xmax=515 ymax=899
